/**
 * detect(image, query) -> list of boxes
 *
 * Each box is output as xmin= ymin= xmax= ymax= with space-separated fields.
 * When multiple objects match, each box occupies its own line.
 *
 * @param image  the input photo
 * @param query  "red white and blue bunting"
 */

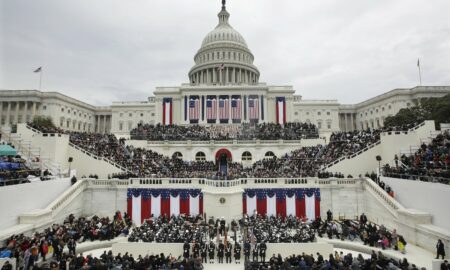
xmin=127 ymin=189 xmax=203 ymax=226
xmin=243 ymin=188 xmax=320 ymax=221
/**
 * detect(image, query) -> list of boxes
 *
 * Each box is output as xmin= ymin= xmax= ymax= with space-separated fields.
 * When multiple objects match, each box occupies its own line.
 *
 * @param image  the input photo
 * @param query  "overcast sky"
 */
xmin=1 ymin=0 xmax=449 ymax=106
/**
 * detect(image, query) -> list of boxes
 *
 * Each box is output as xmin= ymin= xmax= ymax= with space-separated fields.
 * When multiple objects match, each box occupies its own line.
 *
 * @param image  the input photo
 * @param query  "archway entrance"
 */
xmin=215 ymin=148 xmax=232 ymax=177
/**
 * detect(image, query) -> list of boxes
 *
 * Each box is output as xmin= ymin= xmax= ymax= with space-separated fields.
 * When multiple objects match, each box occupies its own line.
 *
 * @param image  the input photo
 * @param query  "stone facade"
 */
xmin=1 ymin=3 xmax=449 ymax=134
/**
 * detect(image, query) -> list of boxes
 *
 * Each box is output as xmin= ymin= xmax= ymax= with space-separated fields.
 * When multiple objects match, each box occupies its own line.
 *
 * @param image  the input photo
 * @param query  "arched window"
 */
xmin=242 ymin=151 xmax=252 ymax=161
xmin=173 ymin=152 xmax=183 ymax=159
xmin=264 ymin=151 xmax=276 ymax=159
xmin=195 ymin=152 xmax=206 ymax=161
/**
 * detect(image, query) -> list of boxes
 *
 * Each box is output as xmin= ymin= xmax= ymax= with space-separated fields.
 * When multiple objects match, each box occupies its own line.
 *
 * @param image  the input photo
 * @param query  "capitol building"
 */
xmin=0 ymin=1 xmax=449 ymax=270
xmin=1 ymin=1 xmax=449 ymax=136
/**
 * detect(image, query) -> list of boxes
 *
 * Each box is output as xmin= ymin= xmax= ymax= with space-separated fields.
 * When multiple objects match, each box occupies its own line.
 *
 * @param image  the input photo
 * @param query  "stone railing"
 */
xmin=146 ymin=139 xmax=313 ymax=145
xmin=25 ymin=124 xmax=67 ymax=137
xmin=47 ymin=179 xmax=87 ymax=213
xmin=363 ymin=177 xmax=404 ymax=215
xmin=128 ymin=177 xmax=363 ymax=189
xmin=0 ymin=127 xmax=63 ymax=176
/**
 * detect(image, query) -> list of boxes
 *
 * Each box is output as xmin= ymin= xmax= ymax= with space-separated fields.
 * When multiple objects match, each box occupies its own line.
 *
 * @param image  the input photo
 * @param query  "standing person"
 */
xmin=67 ymin=238 xmax=76 ymax=256
xmin=234 ymin=242 xmax=241 ymax=264
xmin=40 ymin=240 xmax=48 ymax=261
xmin=193 ymin=242 xmax=200 ymax=259
xmin=327 ymin=210 xmax=333 ymax=221
xmin=183 ymin=242 xmax=190 ymax=259
xmin=252 ymin=244 xmax=258 ymax=262
xmin=201 ymin=243 xmax=207 ymax=264
xmin=436 ymin=239 xmax=446 ymax=259
xmin=244 ymin=241 xmax=251 ymax=261
xmin=208 ymin=241 xmax=215 ymax=264
xmin=225 ymin=242 xmax=232 ymax=263
xmin=259 ymin=241 xmax=267 ymax=263
xmin=217 ymin=241 xmax=224 ymax=264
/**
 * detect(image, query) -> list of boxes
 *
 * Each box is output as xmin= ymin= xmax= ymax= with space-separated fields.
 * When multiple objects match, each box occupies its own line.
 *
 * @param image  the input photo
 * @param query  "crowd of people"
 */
xmin=245 ymin=251 xmax=423 ymax=270
xmin=0 ymin=154 xmax=41 ymax=186
xmin=383 ymin=131 xmax=450 ymax=184
xmin=314 ymin=212 xmax=407 ymax=253
xmin=128 ymin=215 xmax=207 ymax=243
xmin=1 ymin=251 xmax=204 ymax=270
xmin=130 ymin=122 xmax=319 ymax=141
xmin=1 ymin=212 xmax=131 ymax=269
xmin=242 ymin=215 xmax=316 ymax=243
xmin=25 ymin=121 xmax=429 ymax=180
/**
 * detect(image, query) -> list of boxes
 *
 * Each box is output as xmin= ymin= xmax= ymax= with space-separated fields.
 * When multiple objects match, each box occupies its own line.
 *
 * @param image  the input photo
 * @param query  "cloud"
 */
xmin=1 ymin=0 xmax=449 ymax=106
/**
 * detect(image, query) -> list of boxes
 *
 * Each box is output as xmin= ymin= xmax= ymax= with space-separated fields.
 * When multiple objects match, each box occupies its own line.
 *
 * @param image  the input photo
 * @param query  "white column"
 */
xmin=32 ymin=102 xmax=36 ymax=120
xmin=226 ymin=68 xmax=229 ymax=84
xmin=263 ymin=95 xmax=268 ymax=123
xmin=344 ymin=114 xmax=348 ymax=131
xmin=14 ymin=102 xmax=19 ymax=124
xmin=23 ymin=102 xmax=28 ymax=123
xmin=6 ymin=102 xmax=11 ymax=125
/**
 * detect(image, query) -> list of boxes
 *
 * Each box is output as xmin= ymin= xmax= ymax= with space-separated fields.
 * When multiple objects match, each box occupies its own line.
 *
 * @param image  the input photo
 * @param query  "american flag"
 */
xmin=206 ymin=99 xmax=217 ymax=120
xmin=219 ymin=98 xmax=229 ymax=120
xmin=248 ymin=98 xmax=259 ymax=119
xmin=231 ymin=98 xmax=242 ymax=120
xmin=189 ymin=99 xmax=200 ymax=120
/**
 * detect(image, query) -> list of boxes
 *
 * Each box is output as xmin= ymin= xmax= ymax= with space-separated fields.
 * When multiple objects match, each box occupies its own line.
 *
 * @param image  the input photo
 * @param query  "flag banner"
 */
xmin=127 ymin=189 xmax=203 ymax=223
xmin=276 ymin=97 xmax=286 ymax=124
xmin=189 ymin=98 xmax=200 ymax=121
xmin=132 ymin=194 xmax=142 ymax=226
xmin=162 ymin=98 xmax=173 ymax=126
xmin=243 ymin=188 xmax=320 ymax=220
xmin=219 ymin=96 xmax=229 ymax=120
xmin=33 ymin=67 xmax=42 ymax=73
xmin=248 ymin=97 xmax=259 ymax=120
xmin=231 ymin=95 xmax=242 ymax=121
xmin=206 ymin=97 xmax=217 ymax=121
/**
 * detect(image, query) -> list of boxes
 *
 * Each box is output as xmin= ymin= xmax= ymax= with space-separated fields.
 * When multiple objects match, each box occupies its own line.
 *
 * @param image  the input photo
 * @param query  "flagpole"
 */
xmin=39 ymin=69 xmax=43 ymax=90
xmin=417 ymin=59 xmax=422 ymax=86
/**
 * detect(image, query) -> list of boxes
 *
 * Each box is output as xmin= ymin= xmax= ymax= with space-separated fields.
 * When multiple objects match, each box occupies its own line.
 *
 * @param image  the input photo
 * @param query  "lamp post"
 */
xmin=376 ymin=155 xmax=382 ymax=180
xmin=68 ymin=157 xmax=73 ymax=177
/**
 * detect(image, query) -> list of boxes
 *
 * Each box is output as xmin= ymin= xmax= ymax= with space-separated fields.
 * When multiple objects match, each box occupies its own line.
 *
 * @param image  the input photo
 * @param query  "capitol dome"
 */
xmin=200 ymin=21 xmax=248 ymax=49
xmin=188 ymin=0 xmax=260 ymax=85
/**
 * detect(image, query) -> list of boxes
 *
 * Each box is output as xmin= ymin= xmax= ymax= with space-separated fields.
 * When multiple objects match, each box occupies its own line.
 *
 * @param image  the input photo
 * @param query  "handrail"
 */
xmin=363 ymin=177 xmax=404 ymax=213
xmin=0 ymin=129 xmax=62 ymax=176
xmin=146 ymin=139 xmax=315 ymax=145
xmin=128 ymin=177 xmax=362 ymax=187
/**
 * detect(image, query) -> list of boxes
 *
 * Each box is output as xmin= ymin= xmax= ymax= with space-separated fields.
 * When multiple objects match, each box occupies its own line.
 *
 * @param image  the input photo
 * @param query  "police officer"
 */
xmin=244 ymin=240 xmax=251 ymax=261
xmin=234 ymin=242 xmax=241 ymax=264
xmin=218 ymin=241 xmax=225 ymax=263
xmin=259 ymin=241 xmax=267 ymax=263
xmin=252 ymin=244 xmax=258 ymax=262
xmin=193 ymin=241 xmax=200 ymax=259
xmin=225 ymin=243 xmax=233 ymax=263
xmin=183 ymin=241 xmax=190 ymax=259
xmin=208 ymin=241 xmax=215 ymax=264
xmin=201 ymin=242 xmax=208 ymax=263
